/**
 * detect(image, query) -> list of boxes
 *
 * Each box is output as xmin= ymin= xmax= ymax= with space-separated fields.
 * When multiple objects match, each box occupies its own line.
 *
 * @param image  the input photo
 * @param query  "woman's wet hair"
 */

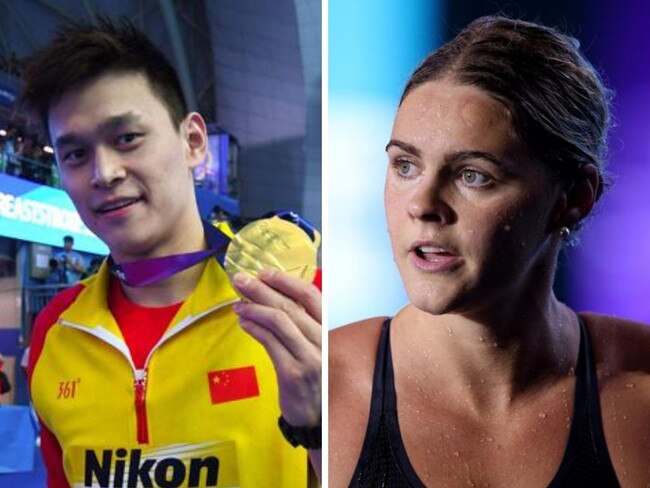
xmin=402 ymin=16 xmax=611 ymax=202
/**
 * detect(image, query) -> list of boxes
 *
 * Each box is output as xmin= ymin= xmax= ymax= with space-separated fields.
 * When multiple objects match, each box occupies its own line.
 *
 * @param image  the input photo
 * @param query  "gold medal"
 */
xmin=224 ymin=216 xmax=320 ymax=283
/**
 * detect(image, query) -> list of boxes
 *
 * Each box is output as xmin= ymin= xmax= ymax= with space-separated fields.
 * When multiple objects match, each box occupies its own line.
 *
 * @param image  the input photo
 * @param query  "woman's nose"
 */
xmin=407 ymin=174 xmax=454 ymax=224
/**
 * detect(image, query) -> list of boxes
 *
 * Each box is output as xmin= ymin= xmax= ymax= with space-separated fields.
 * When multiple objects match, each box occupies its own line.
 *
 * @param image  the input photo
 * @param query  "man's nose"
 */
xmin=91 ymin=147 xmax=126 ymax=188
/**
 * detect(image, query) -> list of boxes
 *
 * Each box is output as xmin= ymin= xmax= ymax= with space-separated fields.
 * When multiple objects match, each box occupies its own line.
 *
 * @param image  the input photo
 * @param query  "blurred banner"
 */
xmin=0 ymin=174 xmax=108 ymax=255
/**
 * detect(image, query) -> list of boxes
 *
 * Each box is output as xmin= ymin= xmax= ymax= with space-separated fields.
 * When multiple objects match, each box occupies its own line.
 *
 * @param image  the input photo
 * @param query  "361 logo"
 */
xmin=57 ymin=378 xmax=80 ymax=399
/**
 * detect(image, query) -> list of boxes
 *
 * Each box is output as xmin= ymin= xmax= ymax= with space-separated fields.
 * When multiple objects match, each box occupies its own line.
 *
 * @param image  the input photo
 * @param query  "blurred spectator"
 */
xmin=208 ymin=205 xmax=235 ymax=237
xmin=54 ymin=235 xmax=86 ymax=284
xmin=83 ymin=257 xmax=103 ymax=279
xmin=209 ymin=204 xmax=230 ymax=223
xmin=0 ymin=352 xmax=11 ymax=401
xmin=1 ymin=122 xmax=57 ymax=185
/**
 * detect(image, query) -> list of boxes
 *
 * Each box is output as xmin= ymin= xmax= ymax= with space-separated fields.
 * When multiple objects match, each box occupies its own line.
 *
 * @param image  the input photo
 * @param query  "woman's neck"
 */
xmin=393 ymin=291 xmax=580 ymax=416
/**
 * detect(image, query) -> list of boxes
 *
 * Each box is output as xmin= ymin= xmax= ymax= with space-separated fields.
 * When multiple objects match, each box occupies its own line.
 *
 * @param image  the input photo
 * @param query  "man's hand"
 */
xmin=232 ymin=269 xmax=321 ymax=428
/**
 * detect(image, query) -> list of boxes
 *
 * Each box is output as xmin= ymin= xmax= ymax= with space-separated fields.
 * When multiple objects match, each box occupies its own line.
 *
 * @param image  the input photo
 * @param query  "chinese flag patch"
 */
xmin=208 ymin=366 xmax=260 ymax=404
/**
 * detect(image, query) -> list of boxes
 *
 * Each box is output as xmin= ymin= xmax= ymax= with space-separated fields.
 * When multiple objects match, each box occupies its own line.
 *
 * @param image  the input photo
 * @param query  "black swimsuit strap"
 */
xmin=349 ymin=319 xmax=391 ymax=482
xmin=546 ymin=318 xmax=620 ymax=487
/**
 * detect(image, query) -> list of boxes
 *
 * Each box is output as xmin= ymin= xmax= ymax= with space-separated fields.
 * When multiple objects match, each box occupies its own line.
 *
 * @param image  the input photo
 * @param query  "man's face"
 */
xmin=49 ymin=72 xmax=206 ymax=261
xmin=63 ymin=239 xmax=73 ymax=251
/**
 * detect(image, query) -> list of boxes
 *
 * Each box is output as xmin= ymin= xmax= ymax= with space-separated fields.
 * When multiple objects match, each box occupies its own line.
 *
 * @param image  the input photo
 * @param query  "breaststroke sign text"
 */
xmin=0 ymin=173 xmax=108 ymax=255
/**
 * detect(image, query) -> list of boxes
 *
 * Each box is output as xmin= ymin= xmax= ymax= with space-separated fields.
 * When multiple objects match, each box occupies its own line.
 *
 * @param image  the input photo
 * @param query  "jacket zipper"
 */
xmin=134 ymin=368 xmax=149 ymax=444
xmin=59 ymin=298 xmax=238 ymax=445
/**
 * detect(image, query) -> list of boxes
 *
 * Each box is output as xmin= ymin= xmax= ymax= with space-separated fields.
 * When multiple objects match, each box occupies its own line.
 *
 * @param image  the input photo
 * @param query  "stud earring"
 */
xmin=559 ymin=226 xmax=571 ymax=239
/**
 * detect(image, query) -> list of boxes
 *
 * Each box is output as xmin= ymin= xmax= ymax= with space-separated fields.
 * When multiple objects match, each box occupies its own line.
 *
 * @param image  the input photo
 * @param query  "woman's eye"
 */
xmin=393 ymin=159 xmax=416 ymax=177
xmin=461 ymin=169 xmax=490 ymax=187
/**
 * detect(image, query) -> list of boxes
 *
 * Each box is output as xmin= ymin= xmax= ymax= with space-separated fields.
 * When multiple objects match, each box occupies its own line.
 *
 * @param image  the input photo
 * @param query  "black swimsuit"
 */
xmin=349 ymin=318 xmax=621 ymax=487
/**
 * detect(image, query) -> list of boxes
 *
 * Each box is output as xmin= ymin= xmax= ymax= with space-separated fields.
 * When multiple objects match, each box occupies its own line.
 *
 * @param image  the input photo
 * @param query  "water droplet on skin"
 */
xmin=446 ymin=326 xmax=453 ymax=335
xmin=478 ymin=336 xmax=485 ymax=342
xmin=538 ymin=412 xmax=547 ymax=419
xmin=453 ymin=450 xmax=460 ymax=457
xmin=622 ymin=415 xmax=627 ymax=420
xmin=625 ymin=383 xmax=635 ymax=389
xmin=468 ymin=229 xmax=475 ymax=235
xmin=492 ymin=341 xmax=498 ymax=348
xmin=568 ymin=367 xmax=575 ymax=376
xmin=480 ymin=379 xmax=486 ymax=384
xmin=486 ymin=436 xmax=494 ymax=443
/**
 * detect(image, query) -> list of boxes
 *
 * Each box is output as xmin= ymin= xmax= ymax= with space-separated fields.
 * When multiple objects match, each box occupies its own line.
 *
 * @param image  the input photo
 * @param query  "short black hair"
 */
xmin=63 ymin=235 xmax=74 ymax=243
xmin=21 ymin=17 xmax=187 ymax=135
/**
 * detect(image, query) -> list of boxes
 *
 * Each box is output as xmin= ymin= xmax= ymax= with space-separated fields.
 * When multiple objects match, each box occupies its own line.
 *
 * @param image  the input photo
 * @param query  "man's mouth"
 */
xmin=95 ymin=197 xmax=142 ymax=214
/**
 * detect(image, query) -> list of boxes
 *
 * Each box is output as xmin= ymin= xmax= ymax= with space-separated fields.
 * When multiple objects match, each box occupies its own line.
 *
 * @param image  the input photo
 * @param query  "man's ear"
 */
xmin=182 ymin=112 xmax=208 ymax=169
xmin=552 ymin=164 xmax=600 ymax=230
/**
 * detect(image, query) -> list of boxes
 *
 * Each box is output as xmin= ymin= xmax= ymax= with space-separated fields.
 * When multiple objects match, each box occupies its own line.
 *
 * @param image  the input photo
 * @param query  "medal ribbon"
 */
xmin=108 ymin=220 xmax=231 ymax=287
xmin=109 ymin=212 xmax=318 ymax=287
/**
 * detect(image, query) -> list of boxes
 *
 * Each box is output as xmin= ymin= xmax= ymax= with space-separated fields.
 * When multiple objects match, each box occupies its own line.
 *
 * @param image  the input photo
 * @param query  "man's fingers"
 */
xmin=236 ymin=270 xmax=322 ymax=323
xmin=232 ymin=272 xmax=322 ymax=346
xmin=234 ymin=301 xmax=320 ymax=357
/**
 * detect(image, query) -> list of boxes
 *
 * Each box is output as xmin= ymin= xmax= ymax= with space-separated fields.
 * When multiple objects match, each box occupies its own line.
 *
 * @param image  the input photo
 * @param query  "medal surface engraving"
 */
xmin=225 ymin=216 xmax=320 ymax=282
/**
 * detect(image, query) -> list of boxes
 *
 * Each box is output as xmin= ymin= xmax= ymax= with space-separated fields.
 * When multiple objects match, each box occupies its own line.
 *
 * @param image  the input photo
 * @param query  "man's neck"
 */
xmin=112 ymin=215 xmax=208 ymax=306
xmin=119 ymin=261 xmax=207 ymax=307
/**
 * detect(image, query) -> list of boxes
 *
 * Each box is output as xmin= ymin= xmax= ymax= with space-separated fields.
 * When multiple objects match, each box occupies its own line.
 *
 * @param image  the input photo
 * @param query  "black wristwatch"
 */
xmin=278 ymin=415 xmax=321 ymax=449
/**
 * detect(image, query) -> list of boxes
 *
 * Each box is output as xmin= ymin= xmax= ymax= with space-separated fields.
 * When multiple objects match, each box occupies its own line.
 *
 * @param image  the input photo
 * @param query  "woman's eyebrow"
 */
xmin=385 ymin=141 xmax=506 ymax=169
xmin=444 ymin=150 xmax=505 ymax=168
xmin=385 ymin=139 xmax=421 ymax=157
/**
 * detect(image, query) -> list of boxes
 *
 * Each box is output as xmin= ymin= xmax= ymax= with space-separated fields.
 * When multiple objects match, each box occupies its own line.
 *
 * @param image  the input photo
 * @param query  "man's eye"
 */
xmin=460 ymin=169 xmax=490 ymax=187
xmin=62 ymin=149 xmax=86 ymax=164
xmin=115 ymin=133 xmax=141 ymax=146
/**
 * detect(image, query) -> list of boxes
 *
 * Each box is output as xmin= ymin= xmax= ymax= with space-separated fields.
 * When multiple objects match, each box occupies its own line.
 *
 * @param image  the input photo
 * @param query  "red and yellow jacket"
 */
xmin=28 ymin=258 xmax=307 ymax=487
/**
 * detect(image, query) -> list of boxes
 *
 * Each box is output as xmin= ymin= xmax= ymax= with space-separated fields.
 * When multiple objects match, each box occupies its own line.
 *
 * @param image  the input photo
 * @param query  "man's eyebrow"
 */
xmin=385 ymin=139 xmax=421 ymax=158
xmin=54 ymin=112 xmax=144 ymax=148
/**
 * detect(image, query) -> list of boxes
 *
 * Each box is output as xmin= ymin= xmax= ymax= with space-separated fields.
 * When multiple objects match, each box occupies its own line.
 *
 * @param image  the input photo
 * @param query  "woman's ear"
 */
xmin=553 ymin=164 xmax=600 ymax=230
xmin=182 ymin=112 xmax=208 ymax=169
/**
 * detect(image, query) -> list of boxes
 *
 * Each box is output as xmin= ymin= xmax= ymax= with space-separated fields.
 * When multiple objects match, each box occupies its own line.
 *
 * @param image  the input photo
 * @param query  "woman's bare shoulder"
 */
xmin=579 ymin=312 xmax=650 ymax=373
xmin=579 ymin=313 xmax=650 ymax=483
xmin=329 ymin=317 xmax=388 ymax=487
xmin=329 ymin=317 xmax=387 ymax=386
xmin=330 ymin=317 xmax=387 ymax=354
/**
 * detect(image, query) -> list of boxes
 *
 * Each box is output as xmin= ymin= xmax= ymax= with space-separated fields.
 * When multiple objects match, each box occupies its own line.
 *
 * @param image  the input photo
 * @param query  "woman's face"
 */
xmin=385 ymin=80 xmax=563 ymax=316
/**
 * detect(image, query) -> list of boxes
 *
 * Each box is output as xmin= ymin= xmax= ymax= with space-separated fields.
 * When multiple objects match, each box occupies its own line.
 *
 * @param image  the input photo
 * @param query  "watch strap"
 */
xmin=278 ymin=415 xmax=321 ymax=449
